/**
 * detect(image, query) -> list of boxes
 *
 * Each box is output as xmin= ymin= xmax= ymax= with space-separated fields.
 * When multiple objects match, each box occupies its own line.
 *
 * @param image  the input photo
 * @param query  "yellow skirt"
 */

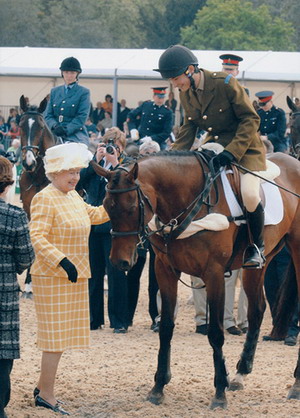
xmin=32 ymin=275 xmax=90 ymax=352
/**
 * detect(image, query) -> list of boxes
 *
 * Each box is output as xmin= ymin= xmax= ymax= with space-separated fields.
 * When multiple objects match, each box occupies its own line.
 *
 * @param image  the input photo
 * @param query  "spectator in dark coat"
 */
xmin=0 ymin=156 xmax=35 ymax=418
xmin=117 ymin=99 xmax=130 ymax=131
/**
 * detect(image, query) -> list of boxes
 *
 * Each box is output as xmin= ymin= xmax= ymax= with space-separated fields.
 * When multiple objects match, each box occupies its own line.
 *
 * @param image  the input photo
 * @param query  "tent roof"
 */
xmin=1 ymin=47 xmax=300 ymax=82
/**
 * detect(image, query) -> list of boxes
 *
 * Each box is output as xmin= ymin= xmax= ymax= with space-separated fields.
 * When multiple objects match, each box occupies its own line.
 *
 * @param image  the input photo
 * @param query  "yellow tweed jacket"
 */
xmin=30 ymin=184 xmax=109 ymax=279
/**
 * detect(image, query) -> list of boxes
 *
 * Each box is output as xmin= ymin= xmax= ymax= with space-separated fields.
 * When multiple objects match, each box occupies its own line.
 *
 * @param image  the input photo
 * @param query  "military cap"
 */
xmin=255 ymin=90 xmax=274 ymax=105
xmin=152 ymin=87 xmax=168 ymax=97
xmin=219 ymin=53 xmax=243 ymax=69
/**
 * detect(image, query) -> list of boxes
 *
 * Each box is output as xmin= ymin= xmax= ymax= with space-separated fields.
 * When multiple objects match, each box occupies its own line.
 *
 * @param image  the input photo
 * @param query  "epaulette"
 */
xmin=211 ymin=71 xmax=227 ymax=79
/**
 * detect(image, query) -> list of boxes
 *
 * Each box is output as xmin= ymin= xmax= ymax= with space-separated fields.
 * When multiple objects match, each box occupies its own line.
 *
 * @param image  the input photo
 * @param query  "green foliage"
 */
xmin=0 ymin=0 xmax=204 ymax=48
xmin=180 ymin=0 xmax=296 ymax=51
xmin=0 ymin=0 xmax=298 ymax=51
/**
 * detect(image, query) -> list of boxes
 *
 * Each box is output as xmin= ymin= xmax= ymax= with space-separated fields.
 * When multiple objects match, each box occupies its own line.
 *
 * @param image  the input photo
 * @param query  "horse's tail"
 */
xmin=270 ymin=260 xmax=297 ymax=339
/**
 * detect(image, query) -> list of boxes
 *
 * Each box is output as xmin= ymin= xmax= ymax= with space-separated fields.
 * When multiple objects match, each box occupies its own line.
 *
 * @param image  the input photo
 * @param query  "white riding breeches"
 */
xmin=240 ymin=172 xmax=261 ymax=212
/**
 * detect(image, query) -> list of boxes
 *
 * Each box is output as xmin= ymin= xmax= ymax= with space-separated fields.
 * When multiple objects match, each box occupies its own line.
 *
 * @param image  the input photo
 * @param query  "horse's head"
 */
xmin=91 ymin=160 xmax=154 ymax=271
xmin=287 ymin=95 xmax=300 ymax=159
xmin=19 ymin=95 xmax=53 ymax=172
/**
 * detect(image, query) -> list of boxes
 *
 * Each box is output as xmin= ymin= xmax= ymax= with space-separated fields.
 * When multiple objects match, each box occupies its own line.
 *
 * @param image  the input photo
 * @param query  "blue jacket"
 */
xmin=257 ymin=105 xmax=287 ymax=152
xmin=127 ymin=101 xmax=173 ymax=146
xmin=45 ymin=83 xmax=90 ymax=145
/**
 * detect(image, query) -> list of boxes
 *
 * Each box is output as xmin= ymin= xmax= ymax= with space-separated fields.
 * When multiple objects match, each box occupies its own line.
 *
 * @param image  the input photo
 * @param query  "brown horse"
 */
xmin=287 ymin=95 xmax=300 ymax=159
xmin=19 ymin=95 xmax=56 ymax=218
xmin=18 ymin=95 xmax=56 ymax=296
xmin=91 ymin=150 xmax=300 ymax=409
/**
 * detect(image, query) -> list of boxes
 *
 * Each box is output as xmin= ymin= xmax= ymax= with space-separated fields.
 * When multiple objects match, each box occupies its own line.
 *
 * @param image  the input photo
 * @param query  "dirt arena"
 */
xmin=4 ymin=265 xmax=299 ymax=418
xmin=6 ymin=196 xmax=300 ymax=418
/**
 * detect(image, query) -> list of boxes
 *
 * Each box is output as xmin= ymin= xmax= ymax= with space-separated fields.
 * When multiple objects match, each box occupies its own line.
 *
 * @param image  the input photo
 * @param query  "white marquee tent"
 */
xmin=1 ymin=47 xmax=300 ymax=122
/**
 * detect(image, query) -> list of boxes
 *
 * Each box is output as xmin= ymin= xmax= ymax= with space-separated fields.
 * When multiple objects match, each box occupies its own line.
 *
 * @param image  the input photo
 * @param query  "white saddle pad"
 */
xmin=221 ymin=163 xmax=284 ymax=226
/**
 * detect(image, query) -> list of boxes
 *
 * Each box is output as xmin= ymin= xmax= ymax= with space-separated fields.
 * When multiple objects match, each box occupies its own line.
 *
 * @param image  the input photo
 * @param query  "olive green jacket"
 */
xmin=173 ymin=69 xmax=266 ymax=171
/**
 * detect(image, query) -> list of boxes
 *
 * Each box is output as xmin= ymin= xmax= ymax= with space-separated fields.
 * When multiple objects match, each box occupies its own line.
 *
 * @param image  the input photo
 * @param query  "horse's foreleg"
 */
xmin=147 ymin=260 xmax=177 ymax=405
xmin=287 ymin=349 xmax=300 ymax=400
xmin=286 ymin=253 xmax=300 ymax=400
xmin=206 ymin=275 xmax=229 ymax=409
xmin=229 ymin=269 xmax=265 ymax=391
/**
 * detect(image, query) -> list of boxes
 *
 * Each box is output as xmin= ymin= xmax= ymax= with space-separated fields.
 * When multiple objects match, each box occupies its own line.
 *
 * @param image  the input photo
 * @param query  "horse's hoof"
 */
xmin=287 ymin=387 xmax=300 ymax=400
xmin=147 ymin=390 xmax=164 ymax=405
xmin=228 ymin=381 xmax=244 ymax=391
xmin=210 ymin=396 xmax=227 ymax=410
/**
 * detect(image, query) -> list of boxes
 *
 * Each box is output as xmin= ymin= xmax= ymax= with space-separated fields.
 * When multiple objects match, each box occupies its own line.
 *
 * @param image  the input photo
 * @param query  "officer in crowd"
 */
xmin=255 ymin=90 xmax=288 ymax=152
xmin=127 ymin=87 xmax=173 ymax=150
xmin=154 ymin=45 xmax=266 ymax=268
xmin=44 ymin=56 xmax=91 ymax=146
xmin=219 ymin=53 xmax=249 ymax=96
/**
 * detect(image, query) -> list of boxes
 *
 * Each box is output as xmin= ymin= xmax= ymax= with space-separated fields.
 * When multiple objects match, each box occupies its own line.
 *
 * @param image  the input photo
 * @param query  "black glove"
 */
xmin=212 ymin=150 xmax=235 ymax=171
xmin=59 ymin=257 xmax=78 ymax=283
xmin=53 ymin=125 xmax=67 ymax=137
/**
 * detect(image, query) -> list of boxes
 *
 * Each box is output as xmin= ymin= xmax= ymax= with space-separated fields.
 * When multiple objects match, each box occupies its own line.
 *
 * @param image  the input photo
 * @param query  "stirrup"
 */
xmin=242 ymin=244 xmax=265 ymax=269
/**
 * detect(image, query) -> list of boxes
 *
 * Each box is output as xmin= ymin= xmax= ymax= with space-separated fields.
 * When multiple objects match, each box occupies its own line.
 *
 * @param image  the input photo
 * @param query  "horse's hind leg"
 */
xmin=229 ymin=268 xmax=266 ymax=391
xmin=206 ymin=269 xmax=230 ymax=409
xmin=284 ymin=248 xmax=300 ymax=400
xmin=147 ymin=258 xmax=177 ymax=405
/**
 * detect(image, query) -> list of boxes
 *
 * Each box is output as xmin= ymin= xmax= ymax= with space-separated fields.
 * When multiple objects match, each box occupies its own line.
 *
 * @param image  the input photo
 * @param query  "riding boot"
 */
xmin=243 ymin=202 xmax=266 ymax=269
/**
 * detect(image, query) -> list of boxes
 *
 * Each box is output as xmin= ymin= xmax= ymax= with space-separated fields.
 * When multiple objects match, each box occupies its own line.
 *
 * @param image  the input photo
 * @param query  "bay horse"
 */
xmin=18 ymin=95 xmax=56 ymax=296
xmin=19 ymin=94 xmax=55 ymax=217
xmin=91 ymin=151 xmax=300 ymax=409
xmin=287 ymin=95 xmax=300 ymax=159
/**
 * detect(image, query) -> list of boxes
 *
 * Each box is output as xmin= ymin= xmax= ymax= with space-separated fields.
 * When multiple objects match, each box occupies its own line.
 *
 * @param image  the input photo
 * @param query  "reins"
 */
xmin=106 ymin=155 xmax=222 ymax=289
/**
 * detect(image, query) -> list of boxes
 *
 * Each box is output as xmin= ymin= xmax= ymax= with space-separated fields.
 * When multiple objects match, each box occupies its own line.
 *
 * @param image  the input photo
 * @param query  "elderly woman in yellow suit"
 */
xmin=29 ymin=143 xmax=109 ymax=415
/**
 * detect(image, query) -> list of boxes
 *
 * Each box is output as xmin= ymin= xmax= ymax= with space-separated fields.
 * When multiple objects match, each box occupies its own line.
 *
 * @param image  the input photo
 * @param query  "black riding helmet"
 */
xmin=154 ymin=45 xmax=198 ymax=79
xmin=60 ymin=57 xmax=82 ymax=73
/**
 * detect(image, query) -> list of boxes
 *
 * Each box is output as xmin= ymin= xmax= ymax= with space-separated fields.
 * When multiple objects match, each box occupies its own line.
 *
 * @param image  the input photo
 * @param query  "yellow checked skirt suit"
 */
xmin=30 ymin=184 xmax=109 ymax=351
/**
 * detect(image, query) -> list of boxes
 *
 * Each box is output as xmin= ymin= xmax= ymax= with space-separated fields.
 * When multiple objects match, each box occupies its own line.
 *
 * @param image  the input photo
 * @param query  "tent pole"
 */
xmin=112 ymin=69 xmax=118 ymax=127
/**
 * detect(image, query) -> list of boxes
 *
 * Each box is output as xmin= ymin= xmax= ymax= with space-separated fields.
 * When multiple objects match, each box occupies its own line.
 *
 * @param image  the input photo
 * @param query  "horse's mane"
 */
xmin=123 ymin=150 xmax=195 ymax=166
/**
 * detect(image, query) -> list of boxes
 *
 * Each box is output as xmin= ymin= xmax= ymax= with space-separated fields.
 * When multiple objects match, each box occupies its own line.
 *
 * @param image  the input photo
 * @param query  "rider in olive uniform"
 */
xmin=44 ymin=57 xmax=90 ymax=146
xmin=255 ymin=91 xmax=288 ymax=153
xmin=127 ymin=87 xmax=173 ymax=150
xmin=154 ymin=45 xmax=267 ymax=268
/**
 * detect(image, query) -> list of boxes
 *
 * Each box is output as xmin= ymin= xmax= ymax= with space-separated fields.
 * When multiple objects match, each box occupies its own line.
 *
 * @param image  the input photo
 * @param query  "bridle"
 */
xmin=290 ymin=110 xmax=300 ymax=159
xmin=104 ymin=154 xmax=220 ymax=248
xmin=20 ymin=110 xmax=45 ymax=158
xmin=105 ymin=167 xmax=155 ymax=247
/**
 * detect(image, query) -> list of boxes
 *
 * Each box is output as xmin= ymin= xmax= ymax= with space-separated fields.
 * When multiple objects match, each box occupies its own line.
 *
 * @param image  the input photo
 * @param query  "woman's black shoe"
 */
xmin=35 ymin=395 xmax=70 ymax=415
xmin=34 ymin=387 xmax=64 ymax=404
xmin=33 ymin=387 xmax=39 ymax=398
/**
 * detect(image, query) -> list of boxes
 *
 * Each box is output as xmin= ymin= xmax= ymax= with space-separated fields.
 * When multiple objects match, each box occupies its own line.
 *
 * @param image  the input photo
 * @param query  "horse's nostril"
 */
xmin=118 ymin=260 xmax=130 ymax=272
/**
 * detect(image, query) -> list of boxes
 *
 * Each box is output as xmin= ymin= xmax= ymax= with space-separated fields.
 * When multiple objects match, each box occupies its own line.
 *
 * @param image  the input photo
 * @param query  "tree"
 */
xmin=136 ymin=0 xmax=205 ymax=49
xmin=250 ymin=0 xmax=300 ymax=51
xmin=180 ymin=0 xmax=296 ymax=51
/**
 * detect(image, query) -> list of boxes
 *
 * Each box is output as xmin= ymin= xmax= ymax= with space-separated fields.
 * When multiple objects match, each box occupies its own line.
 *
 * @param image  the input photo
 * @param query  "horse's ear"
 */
xmin=127 ymin=162 xmax=138 ymax=182
xmin=38 ymin=97 xmax=48 ymax=114
xmin=90 ymin=160 xmax=112 ymax=180
xmin=287 ymin=96 xmax=297 ymax=112
xmin=20 ymin=95 xmax=28 ymax=112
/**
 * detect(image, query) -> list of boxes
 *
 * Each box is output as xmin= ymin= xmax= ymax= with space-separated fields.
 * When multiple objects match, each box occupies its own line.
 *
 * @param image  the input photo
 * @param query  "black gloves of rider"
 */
xmin=212 ymin=150 xmax=235 ymax=171
xmin=59 ymin=257 xmax=78 ymax=283
xmin=53 ymin=125 xmax=67 ymax=137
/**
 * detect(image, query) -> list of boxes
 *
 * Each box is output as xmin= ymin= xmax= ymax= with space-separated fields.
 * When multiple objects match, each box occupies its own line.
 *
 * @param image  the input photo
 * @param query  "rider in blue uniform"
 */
xmin=255 ymin=90 xmax=288 ymax=152
xmin=44 ymin=57 xmax=90 ymax=146
xmin=127 ymin=87 xmax=173 ymax=150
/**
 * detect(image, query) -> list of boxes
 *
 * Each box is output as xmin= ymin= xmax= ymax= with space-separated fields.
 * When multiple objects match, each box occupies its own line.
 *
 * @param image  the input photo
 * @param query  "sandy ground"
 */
xmin=6 ymin=196 xmax=300 ymax=418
